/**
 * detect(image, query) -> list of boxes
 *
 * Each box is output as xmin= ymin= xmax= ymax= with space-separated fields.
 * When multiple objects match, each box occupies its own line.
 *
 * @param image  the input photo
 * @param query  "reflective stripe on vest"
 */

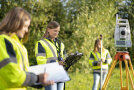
xmin=13 ymin=39 xmax=26 ymax=71
xmin=22 ymin=72 xmax=31 ymax=86
xmin=0 ymin=58 xmax=17 ymax=69
xmin=95 ymin=53 xmax=100 ymax=61
xmin=47 ymin=57 xmax=58 ymax=63
xmin=42 ymin=39 xmax=58 ymax=62
xmin=18 ymin=47 xmax=25 ymax=71
xmin=36 ymin=53 xmax=46 ymax=57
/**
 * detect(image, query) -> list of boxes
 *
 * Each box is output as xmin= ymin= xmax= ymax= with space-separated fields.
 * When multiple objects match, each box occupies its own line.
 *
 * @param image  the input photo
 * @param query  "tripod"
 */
xmin=102 ymin=52 xmax=134 ymax=90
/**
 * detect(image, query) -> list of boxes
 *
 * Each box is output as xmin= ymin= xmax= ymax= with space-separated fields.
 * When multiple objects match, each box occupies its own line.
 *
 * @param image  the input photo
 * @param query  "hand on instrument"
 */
xmin=97 ymin=61 xmax=101 ymax=66
xmin=101 ymin=58 xmax=105 ymax=62
xmin=58 ymin=61 xmax=65 ymax=65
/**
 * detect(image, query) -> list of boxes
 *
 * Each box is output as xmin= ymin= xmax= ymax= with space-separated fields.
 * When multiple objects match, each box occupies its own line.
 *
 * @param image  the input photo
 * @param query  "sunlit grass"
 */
xmin=66 ymin=68 xmax=133 ymax=90
xmin=28 ymin=68 xmax=134 ymax=90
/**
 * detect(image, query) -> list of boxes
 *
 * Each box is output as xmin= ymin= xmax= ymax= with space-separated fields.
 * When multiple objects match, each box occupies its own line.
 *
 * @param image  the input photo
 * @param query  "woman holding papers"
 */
xmin=35 ymin=21 xmax=66 ymax=90
xmin=89 ymin=38 xmax=112 ymax=90
xmin=0 ymin=7 xmax=53 ymax=90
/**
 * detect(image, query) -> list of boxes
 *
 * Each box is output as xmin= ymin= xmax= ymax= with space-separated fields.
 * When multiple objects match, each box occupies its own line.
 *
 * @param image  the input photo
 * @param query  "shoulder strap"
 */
xmin=56 ymin=39 xmax=61 ymax=55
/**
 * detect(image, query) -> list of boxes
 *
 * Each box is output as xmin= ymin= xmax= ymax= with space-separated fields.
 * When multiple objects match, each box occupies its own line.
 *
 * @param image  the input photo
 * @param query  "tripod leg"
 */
xmin=126 ymin=61 xmax=129 ymax=90
xmin=102 ymin=60 xmax=117 ymax=90
xmin=128 ymin=60 xmax=134 ymax=78
xmin=124 ymin=60 xmax=134 ymax=90
xmin=119 ymin=61 xmax=123 ymax=88
xmin=124 ymin=60 xmax=129 ymax=90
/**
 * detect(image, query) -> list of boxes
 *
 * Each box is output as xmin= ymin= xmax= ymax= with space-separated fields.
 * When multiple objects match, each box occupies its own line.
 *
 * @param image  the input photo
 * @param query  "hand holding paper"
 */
xmin=38 ymin=73 xmax=54 ymax=86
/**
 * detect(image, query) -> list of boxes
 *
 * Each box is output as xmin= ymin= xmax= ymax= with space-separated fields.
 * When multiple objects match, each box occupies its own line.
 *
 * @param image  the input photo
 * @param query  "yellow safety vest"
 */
xmin=89 ymin=49 xmax=112 ymax=70
xmin=35 ymin=38 xmax=65 ymax=64
xmin=0 ymin=34 xmax=29 ymax=90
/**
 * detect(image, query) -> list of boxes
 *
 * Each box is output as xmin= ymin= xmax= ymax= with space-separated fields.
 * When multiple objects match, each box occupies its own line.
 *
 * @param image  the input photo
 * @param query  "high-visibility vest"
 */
xmin=0 ymin=34 xmax=29 ymax=90
xmin=89 ymin=49 xmax=112 ymax=70
xmin=35 ymin=38 xmax=65 ymax=64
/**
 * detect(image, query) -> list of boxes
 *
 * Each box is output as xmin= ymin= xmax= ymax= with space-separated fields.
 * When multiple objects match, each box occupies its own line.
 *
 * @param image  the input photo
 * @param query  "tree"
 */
xmin=63 ymin=0 xmax=118 ymax=72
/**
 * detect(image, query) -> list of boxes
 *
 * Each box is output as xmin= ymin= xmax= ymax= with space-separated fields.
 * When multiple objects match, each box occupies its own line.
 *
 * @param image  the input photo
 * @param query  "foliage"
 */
xmin=63 ymin=0 xmax=117 ymax=72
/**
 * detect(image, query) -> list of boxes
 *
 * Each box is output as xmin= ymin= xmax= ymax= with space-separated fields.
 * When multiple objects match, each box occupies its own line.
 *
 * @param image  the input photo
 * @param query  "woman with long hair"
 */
xmin=89 ymin=38 xmax=112 ymax=90
xmin=0 ymin=7 xmax=53 ymax=90
xmin=35 ymin=21 xmax=66 ymax=90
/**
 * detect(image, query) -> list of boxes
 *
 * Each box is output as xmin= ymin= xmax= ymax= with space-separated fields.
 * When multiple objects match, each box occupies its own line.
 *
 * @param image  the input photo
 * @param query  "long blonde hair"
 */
xmin=93 ymin=39 xmax=104 ymax=53
xmin=0 ymin=7 xmax=31 ymax=42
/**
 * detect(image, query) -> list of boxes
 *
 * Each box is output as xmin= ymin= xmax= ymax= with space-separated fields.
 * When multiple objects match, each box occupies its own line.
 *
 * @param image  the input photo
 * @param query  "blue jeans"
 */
xmin=45 ymin=82 xmax=64 ymax=90
xmin=92 ymin=71 xmax=108 ymax=90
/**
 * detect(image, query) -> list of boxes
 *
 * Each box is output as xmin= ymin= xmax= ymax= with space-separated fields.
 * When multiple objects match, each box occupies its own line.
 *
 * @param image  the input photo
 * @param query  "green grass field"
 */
xmin=28 ymin=68 xmax=134 ymax=90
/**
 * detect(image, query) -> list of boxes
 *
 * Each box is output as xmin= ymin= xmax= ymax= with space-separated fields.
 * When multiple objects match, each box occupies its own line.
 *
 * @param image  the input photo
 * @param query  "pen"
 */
xmin=44 ymin=68 xmax=46 ymax=73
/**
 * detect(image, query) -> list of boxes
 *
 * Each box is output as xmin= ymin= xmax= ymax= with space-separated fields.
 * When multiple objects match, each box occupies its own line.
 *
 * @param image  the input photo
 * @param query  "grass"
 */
xmin=65 ymin=68 xmax=133 ymax=90
xmin=28 ymin=68 xmax=134 ymax=90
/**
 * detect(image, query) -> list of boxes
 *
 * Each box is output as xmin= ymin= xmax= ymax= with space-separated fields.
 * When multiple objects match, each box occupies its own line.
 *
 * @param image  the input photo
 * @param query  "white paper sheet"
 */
xmin=28 ymin=62 xmax=70 ymax=82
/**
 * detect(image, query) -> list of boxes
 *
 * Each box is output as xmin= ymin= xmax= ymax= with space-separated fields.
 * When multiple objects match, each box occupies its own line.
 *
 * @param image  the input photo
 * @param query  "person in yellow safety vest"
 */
xmin=35 ymin=21 xmax=66 ymax=90
xmin=89 ymin=38 xmax=112 ymax=90
xmin=0 ymin=7 xmax=54 ymax=90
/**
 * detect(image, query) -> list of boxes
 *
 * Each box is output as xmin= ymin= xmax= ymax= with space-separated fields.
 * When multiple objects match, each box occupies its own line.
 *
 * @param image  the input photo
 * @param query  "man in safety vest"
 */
xmin=0 ymin=7 xmax=54 ymax=90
